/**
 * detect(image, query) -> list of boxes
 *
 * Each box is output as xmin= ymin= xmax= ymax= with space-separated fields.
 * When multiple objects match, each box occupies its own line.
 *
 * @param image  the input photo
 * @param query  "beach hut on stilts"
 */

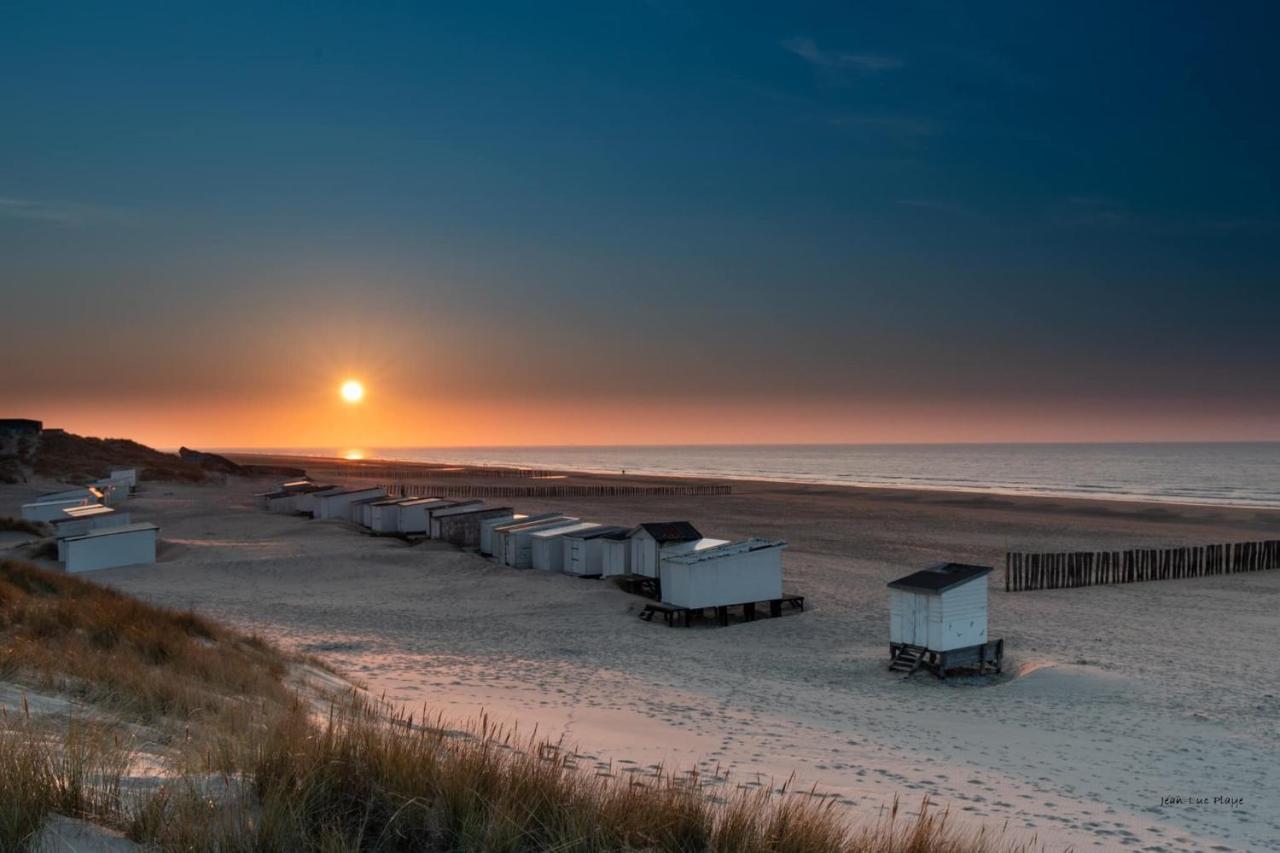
xmin=887 ymin=563 xmax=1002 ymax=677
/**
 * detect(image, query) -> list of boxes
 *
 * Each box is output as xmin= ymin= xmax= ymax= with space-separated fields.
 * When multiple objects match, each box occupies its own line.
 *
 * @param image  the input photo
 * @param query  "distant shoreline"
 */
xmin=225 ymin=448 xmax=1280 ymax=515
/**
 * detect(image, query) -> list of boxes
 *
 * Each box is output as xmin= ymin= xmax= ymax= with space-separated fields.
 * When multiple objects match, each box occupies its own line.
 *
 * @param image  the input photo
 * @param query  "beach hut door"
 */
xmin=911 ymin=596 xmax=931 ymax=645
xmin=908 ymin=594 xmax=928 ymax=646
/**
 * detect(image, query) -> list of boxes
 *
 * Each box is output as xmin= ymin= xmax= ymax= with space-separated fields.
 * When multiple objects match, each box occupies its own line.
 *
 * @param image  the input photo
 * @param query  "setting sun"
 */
xmin=340 ymin=380 xmax=364 ymax=403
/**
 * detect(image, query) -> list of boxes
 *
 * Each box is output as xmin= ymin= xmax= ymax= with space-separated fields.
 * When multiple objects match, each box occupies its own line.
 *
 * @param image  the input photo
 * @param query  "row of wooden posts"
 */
xmin=1005 ymin=540 xmax=1280 ymax=591
xmin=381 ymin=482 xmax=734 ymax=499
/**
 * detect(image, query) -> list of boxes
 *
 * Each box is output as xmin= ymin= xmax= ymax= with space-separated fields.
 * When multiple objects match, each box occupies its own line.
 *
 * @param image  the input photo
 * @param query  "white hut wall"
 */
xmin=65 ymin=529 xmax=157 ymax=573
xmin=937 ymin=581 xmax=987 ymax=651
xmin=601 ymin=540 xmax=631 ymax=576
xmin=660 ymin=546 xmax=783 ymax=609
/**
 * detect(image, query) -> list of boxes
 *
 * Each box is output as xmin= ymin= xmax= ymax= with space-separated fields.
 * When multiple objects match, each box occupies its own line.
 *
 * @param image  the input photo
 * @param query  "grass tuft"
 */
xmin=0 ymin=517 xmax=48 ymax=537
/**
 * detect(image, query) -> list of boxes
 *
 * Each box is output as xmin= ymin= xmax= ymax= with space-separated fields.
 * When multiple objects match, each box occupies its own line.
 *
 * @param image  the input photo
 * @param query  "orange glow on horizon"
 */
xmin=15 ymin=391 xmax=1280 ymax=452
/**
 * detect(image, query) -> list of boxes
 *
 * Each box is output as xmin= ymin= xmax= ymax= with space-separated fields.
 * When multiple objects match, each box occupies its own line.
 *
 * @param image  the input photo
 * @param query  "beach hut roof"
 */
xmin=663 ymin=538 xmax=786 ymax=565
xmin=61 ymin=522 xmax=159 ymax=543
xmin=316 ymin=487 xmax=381 ymax=499
xmin=631 ymin=521 xmax=702 ymax=543
xmin=531 ymin=521 xmax=600 ymax=539
xmin=887 ymin=563 xmax=991 ymax=595
xmin=51 ymin=505 xmax=116 ymax=521
xmin=434 ymin=505 xmax=512 ymax=519
xmin=39 ymin=486 xmax=103 ymax=501
xmin=563 ymin=525 xmax=630 ymax=541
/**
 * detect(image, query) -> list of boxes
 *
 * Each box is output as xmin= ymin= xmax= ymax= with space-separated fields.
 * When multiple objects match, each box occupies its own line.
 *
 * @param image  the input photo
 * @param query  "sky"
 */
xmin=2 ymin=1 xmax=1279 ymax=448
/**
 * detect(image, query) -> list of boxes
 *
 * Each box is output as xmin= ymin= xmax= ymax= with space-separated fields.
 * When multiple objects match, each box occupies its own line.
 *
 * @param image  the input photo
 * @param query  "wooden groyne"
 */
xmin=1005 ymin=540 xmax=1280 ymax=591
xmin=380 ymin=482 xmax=733 ymax=499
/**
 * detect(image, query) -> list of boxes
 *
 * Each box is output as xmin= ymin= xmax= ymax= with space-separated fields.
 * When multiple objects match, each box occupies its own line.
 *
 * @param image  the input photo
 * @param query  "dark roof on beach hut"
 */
xmin=632 ymin=521 xmax=702 ymax=543
xmin=887 ymin=563 xmax=992 ymax=595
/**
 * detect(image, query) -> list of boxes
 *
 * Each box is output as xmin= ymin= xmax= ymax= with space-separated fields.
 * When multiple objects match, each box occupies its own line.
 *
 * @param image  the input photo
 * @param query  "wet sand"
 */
xmin=5 ymin=459 xmax=1278 ymax=851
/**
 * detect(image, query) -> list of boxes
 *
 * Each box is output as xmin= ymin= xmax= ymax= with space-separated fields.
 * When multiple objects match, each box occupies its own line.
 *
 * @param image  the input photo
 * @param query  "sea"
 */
xmin=235 ymin=443 xmax=1280 ymax=509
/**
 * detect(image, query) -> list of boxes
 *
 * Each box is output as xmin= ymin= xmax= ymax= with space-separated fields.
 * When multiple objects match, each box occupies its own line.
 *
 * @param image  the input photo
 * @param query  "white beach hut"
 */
xmin=91 ymin=477 xmax=132 ymax=506
xmin=530 ymin=522 xmax=601 ymax=572
xmin=52 ymin=506 xmax=129 ymax=560
xmin=563 ymin=525 xmax=630 ymax=577
xmin=628 ymin=522 xmax=705 ymax=579
xmin=500 ymin=516 xmax=578 ymax=568
xmin=109 ymin=468 xmax=138 ymax=488
xmin=427 ymin=500 xmax=484 ymax=539
xmin=348 ymin=495 xmax=388 ymax=525
xmin=886 ymin=563 xmax=1001 ymax=676
xmin=62 ymin=522 xmax=159 ymax=573
xmin=312 ymin=487 xmax=386 ymax=520
xmin=35 ymin=486 xmax=103 ymax=505
xmin=888 ymin=563 xmax=990 ymax=652
xmin=257 ymin=479 xmax=316 ymax=509
xmin=480 ymin=513 xmax=530 ymax=556
xmin=293 ymin=486 xmax=345 ymax=516
xmin=396 ymin=498 xmax=453 ymax=535
xmin=366 ymin=498 xmax=413 ymax=533
xmin=660 ymin=539 xmax=786 ymax=609
xmin=51 ymin=504 xmax=125 ymax=535
xmin=22 ymin=498 xmax=93 ymax=523
xmin=600 ymin=531 xmax=633 ymax=577
xmin=435 ymin=506 xmax=515 ymax=548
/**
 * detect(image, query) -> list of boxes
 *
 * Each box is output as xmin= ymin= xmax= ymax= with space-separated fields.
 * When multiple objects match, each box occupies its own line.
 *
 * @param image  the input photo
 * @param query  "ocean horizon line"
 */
xmin=210 ymin=442 xmax=1280 ymax=511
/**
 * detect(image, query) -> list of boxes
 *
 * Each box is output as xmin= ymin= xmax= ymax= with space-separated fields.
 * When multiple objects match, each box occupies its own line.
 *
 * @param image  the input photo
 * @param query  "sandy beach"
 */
xmin=5 ymin=460 xmax=1278 ymax=852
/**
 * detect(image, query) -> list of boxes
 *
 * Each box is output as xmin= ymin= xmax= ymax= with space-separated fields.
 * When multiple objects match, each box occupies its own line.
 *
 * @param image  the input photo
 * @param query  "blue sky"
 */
xmin=2 ymin=1 xmax=1279 ymax=444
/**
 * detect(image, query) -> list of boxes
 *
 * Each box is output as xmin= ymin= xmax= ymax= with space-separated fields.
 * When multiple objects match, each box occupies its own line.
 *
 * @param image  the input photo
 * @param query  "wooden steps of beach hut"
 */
xmin=888 ymin=644 xmax=926 ymax=674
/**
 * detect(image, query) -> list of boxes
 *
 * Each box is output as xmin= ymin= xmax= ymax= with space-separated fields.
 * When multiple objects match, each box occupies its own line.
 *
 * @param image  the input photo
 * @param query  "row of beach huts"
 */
xmin=19 ymin=468 xmax=160 ymax=573
xmin=256 ymin=480 xmax=795 ymax=621
xmin=256 ymin=481 xmax=1003 ymax=676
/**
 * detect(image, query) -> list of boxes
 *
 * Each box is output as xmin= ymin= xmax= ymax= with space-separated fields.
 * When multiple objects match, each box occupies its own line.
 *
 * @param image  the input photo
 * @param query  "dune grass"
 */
xmin=0 ymin=517 xmax=48 ymax=537
xmin=0 ymin=712 xmax=133 ymax=851
xmin=0 ymin=558 xmax=291 ymax=723
xmin=32 ymin=430 xmax=207 ymax=484
xmin=0 ymin=559 xmax=1034 ymax=851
